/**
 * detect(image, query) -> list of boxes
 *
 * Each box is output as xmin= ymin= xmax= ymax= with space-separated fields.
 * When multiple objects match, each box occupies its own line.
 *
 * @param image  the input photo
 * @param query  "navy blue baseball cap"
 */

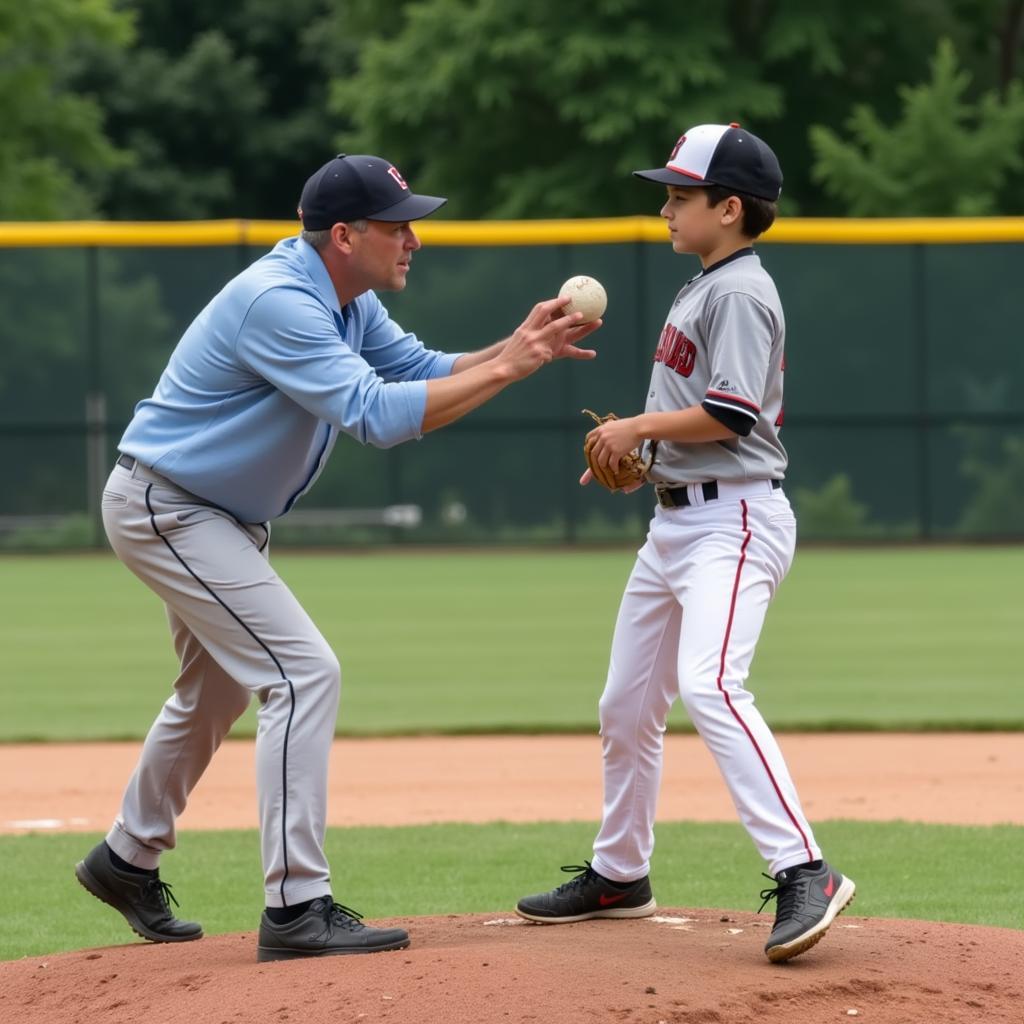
xmin=634 ymin=123 xmax=782 ymax=201
xmin=298 ymin=154 xmax=447 ymax=229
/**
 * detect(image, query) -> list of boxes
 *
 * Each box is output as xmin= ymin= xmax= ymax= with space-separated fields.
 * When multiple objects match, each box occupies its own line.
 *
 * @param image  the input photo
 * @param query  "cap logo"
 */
xmin=635 ymin=124 xmax=781 ymax=201
xmin=387 ymin=165 xmax=409 ymax=190
xmin=666 ymin=124 xmax=729 ymax=181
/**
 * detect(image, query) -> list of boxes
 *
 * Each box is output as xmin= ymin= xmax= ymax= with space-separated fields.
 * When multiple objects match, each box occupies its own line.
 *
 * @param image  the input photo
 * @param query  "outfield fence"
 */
xmin=1 ymin=217 xmax=1022 ymax=548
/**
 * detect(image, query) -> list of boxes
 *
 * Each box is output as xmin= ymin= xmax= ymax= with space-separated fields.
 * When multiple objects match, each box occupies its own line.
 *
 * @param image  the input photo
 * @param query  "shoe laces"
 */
xmin=143 ymin=877 xmax=180 ymax=914
xmin=554 ymin=862 xmax=600 ymax=896
xmin=315 ymin=899 xmax=366 ymax=936
xmin=757 ymin=871 xmax=805 ymax=920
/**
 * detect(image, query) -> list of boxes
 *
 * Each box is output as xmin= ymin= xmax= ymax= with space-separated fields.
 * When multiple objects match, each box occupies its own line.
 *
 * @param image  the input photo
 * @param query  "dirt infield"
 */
xmin=3 ymin=911 xmax=1023 ymax=1024
xmin=2 ymin=733 xmax=1023 ymax=832
xmin=3 ymin=733 xmax=1023 ymax=1022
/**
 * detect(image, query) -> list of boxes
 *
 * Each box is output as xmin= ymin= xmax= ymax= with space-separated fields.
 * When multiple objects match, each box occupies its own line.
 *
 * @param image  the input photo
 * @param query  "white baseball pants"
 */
xmin=591 ymin=483 xmax=820 ymax=880
xmin=100 ymin=457 xmax=339 ymax=907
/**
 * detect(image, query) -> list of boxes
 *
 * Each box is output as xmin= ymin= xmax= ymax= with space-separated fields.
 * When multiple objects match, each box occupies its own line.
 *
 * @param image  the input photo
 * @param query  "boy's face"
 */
xmin=659 ymin=186 xmax=740 ymax=256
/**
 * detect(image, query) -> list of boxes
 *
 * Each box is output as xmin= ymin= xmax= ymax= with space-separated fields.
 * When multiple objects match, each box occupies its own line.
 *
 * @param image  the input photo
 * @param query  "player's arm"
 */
xmin=588 ymin=294 xmax=770 ymax=471
xmin=585 ymin=406 xmax=735 ymax=472
xmin=636 ymin=406 xmax=738 ymax=443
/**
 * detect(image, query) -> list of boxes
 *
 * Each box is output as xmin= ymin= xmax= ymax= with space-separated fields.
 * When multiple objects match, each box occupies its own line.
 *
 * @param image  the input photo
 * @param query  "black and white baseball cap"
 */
xmin=634 ymin=123 xmax=782 ymax=201
xmin=298 ymin=154 xmax=447 ymax=229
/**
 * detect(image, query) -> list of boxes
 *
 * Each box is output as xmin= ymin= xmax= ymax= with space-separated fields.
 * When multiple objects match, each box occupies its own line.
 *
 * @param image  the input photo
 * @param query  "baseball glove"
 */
xmin=582 ymin=409 xmax=651 ymax=492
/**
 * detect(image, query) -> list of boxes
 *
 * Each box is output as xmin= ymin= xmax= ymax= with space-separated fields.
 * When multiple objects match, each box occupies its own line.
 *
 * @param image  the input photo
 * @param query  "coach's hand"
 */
xmin=500 ymin=298 xmax=599 ymax=380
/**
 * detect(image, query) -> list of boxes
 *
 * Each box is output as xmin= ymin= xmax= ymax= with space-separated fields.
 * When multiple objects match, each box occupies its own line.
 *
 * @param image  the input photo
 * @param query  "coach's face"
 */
xmin=353 ymin=220 xmax=421 ymax=292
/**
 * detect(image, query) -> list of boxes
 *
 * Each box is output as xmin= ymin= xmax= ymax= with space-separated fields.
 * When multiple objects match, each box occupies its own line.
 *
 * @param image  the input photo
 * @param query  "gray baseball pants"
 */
xmin=101 ymin=456 xmax=339 ymax=907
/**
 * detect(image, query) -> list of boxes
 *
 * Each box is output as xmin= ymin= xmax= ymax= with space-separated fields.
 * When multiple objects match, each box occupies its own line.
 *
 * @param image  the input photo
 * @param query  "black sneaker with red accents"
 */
xmin=760 ymin=860 xmax=856 ymax=962
xmin=516 ymin=862 xmax=656 ymax=924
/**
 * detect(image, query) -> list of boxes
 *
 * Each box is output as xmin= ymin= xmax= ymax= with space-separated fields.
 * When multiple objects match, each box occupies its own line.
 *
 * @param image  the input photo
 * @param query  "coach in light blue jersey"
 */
xmin=75 ymin=154 xmax=601 ymax=962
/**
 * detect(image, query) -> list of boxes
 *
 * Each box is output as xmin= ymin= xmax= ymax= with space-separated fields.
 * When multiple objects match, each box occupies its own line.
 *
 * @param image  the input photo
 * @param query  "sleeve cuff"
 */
xmin=434 ymin=351 xmax=463 ymax=378
xmin=702 ymin=399 xmax=755 ymax=437
xmin=404 ymin=380 xmax=429 ymax=439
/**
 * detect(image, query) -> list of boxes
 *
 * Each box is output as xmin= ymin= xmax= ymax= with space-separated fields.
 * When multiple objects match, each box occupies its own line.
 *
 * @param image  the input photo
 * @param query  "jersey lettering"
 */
xmin=644 ymin=253 xmax=787 ymax=483
xmin=654 ymin=324 xmax=697 ymax=378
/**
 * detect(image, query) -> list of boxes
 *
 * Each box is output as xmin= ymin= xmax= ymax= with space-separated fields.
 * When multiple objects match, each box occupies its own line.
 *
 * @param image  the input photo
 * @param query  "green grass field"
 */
xmin=2 ymin=820 xmax=1021 ymax=961
xmin=1 ymin=547 xmax=1021 ymax=740
xmin=2 ymin=547 xmax=1021 ymax=961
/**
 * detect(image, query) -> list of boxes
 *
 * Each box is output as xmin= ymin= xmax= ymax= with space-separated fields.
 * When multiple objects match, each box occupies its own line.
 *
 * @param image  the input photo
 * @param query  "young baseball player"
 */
xmin=75 ymin=154 xmax=600 ymax=962
xmin=516 ymin=124 xmax=856 ymax=963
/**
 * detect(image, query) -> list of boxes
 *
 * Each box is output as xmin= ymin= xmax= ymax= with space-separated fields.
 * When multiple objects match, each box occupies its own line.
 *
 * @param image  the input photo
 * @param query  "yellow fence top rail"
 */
xmin=2 ymin=216 xmax=1024 ymax=247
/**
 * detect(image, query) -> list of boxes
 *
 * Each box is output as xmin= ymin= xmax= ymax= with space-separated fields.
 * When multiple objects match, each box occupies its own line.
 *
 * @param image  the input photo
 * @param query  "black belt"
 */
xmin=116 ymin=453 xmax=136 ymax=470
xmin=656 ymin=479 xmax=780 ymax=509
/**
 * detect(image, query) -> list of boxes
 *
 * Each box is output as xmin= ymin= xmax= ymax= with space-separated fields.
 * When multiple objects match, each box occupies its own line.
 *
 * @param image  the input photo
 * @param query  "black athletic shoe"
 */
xmin=74 ymin=841 xmax=203 ymax=943
xmin=256 ymin=898 xmax=410 ymax=962
xmin=759 ymin=860 xmax=856 ymax=962
xmin=516 ymin=861 xmax=657 ymax=923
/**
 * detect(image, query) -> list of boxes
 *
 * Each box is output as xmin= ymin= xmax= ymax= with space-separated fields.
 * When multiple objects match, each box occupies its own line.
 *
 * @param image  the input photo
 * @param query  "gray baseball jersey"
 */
xmin=642 ymin=250 xmax=787 ymax=484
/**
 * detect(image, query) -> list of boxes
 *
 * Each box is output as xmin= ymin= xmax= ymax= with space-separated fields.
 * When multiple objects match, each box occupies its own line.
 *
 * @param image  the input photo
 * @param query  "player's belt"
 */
xmin=656 ymin=479 xmax=781 ymax=509
xmin=114 ymin=453 xmax=172 ymax=486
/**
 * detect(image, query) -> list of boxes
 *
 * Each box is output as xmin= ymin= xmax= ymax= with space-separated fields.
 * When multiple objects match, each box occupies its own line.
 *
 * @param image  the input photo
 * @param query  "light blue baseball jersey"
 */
xmin=119 ymin=236 xmax=460 ymax=522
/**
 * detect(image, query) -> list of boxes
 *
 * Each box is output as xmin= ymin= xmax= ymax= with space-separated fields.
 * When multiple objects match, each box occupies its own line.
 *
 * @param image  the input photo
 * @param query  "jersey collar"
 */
xmin=701 ymin=246 xmax=756 ymax=277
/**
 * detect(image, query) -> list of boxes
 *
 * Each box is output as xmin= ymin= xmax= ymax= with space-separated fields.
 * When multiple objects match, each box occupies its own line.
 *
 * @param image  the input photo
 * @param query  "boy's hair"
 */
xmin=704 ymin=185 xmax=776 ymax=239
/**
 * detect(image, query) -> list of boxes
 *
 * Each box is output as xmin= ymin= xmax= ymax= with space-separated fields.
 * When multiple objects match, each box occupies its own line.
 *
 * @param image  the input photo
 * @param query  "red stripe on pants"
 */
xmin=715 ymin=499 xmax=813 ymax=863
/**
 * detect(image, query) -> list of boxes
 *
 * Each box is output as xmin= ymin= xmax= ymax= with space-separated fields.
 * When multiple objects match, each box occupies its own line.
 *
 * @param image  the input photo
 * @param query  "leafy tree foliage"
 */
xmin=810 ymin=39 xmax=1024 ymax=215
xmin=5 ymin=1 xmax=1024 ymax=218
xmin=0 ymin=0 xmax=132 ymax=218
xmin=326 ymin=0 xmax=1024 ymax=217
xmin=330 ymin=0 xmax=784 ymax=217
xmin=67 ymin=0 xmax=344 ymax=219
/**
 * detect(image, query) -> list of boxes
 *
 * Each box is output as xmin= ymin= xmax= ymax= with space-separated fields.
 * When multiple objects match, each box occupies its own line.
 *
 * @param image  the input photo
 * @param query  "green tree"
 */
xmin=0 ymin=0 xmax=132 ymax=218
xmin=7 ymin=0 xmax=1021 ymax=220
xmin=68 ymin=0 xmax=343 ymax=219
xmin=810 ymin=39 xmax=1024 ymax=215
xmin=329 ymin=0 xmax=785 ymax=218
xmin=326 ymin=0 xmax=1024 ymax=217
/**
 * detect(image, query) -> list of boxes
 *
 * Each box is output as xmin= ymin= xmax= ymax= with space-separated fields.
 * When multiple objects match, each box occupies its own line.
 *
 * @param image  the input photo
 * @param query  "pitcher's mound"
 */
xmin=3 ymin=910 xmax=1021 ymax=1024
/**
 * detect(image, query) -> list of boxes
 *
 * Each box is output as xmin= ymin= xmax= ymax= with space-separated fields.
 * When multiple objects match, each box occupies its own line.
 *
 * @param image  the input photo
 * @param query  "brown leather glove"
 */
xmin=582 ymin=409 xmax=650 ymax=492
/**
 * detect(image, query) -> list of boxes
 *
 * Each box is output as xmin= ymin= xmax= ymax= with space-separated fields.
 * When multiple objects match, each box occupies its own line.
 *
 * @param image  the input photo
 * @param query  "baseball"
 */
xmin=558 ymin=275 xmax=607 ymax=323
